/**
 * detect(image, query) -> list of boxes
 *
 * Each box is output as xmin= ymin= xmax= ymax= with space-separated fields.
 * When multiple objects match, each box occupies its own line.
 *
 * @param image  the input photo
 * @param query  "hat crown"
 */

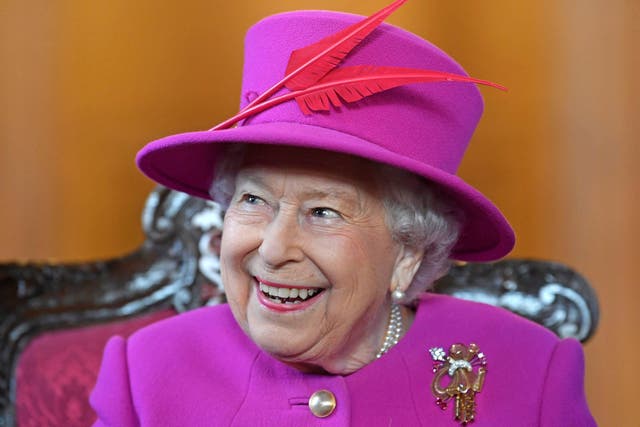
xmin=239 ymin=11 xmax=484 ymax=174
xmin=135 ymin=8 xmax=514 ymax=262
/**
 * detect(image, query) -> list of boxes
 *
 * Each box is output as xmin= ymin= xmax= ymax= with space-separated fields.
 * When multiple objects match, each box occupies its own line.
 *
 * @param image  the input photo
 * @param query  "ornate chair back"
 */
xmin=0 ymin=187 xmax=599 ymax=427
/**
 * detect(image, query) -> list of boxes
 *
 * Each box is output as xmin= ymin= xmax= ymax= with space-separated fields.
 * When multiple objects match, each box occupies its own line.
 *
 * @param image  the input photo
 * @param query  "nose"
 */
xmin=258 ymin=210 xmax=304 ymax=267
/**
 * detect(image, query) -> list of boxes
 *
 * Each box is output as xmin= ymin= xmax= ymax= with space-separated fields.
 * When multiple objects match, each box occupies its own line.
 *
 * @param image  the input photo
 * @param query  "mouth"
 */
xmin=254 ymin=277 xmax=325 ymax=310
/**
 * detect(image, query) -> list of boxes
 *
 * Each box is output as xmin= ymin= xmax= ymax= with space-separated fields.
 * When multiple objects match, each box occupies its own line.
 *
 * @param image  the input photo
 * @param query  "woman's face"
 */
xmin=220 ymin=146 xmax=418 ymax=374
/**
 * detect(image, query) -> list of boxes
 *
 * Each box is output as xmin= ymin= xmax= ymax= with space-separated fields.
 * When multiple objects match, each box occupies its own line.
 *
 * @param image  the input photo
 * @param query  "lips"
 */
xmin=255 ymin=277 xmax=325 ymax=310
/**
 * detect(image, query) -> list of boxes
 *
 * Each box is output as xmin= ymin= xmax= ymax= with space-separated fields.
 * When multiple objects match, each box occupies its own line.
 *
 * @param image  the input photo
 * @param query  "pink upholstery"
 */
xmin=15 ymin=310 xmax=175 ymax=427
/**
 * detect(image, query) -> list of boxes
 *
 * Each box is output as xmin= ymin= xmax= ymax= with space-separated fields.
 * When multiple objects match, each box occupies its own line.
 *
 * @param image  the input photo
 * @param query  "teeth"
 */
xmin=258 ymin=281 xmax=322 ymax=303
xmin=277 ymin=288 xmax=289 ymax=298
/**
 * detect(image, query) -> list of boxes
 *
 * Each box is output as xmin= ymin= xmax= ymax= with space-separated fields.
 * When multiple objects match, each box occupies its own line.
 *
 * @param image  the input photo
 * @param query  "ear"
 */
xmin=390 ymin=245 xmax=425 ymax=294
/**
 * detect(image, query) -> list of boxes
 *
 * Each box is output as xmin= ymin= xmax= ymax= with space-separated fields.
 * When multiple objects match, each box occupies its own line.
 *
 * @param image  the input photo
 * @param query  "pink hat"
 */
xmin=136 ymin=3 xmax=515 ymax=262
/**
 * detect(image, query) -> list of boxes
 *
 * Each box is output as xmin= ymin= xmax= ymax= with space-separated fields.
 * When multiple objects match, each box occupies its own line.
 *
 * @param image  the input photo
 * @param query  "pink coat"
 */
xmin=90 ymin=294 xmax=595 ymax=426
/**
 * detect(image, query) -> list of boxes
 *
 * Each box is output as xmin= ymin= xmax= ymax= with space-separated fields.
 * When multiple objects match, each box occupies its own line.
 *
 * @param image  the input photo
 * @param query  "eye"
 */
xmin=310 ymin=207 xmax=341 ymax=219
xmin=239 ymin=193 xmax=265 ymax=205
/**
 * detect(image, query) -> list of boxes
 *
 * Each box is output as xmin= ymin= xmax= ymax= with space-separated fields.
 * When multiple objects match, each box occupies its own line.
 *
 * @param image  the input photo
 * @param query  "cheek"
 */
xmin=219 ymin=253 xmax=247 ymax=313
xmin=318 ymin=230 xmax=397 ymax=294
xmin=341 ymin=226 xmax=396 ymax=267
xmin=220 ymin=250 xmax=254 ymax=336
xmin=219 ymin=219 xmax=257 ymax=314
xmin=220 ymin=213 xmax=261 ymax=263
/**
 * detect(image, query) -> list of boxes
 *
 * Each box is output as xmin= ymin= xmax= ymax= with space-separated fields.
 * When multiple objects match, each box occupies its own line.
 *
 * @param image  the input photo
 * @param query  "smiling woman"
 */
xmin=89 ymin=2 xmax=595 ymax=426
xmin=219 ymin=146 xmax=424 ymax=375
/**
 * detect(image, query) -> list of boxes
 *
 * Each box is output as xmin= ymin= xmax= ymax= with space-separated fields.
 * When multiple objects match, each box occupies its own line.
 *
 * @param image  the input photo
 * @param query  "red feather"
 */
xmin=211 ymin=66 xmax=506 ymax=129
xmin=285 ymin=0 xmax=407 ymax=90
xmin=295 ymin=65 xmax=507 ymax=115
xmin=242 ymin=0 xmax=407 ymax=110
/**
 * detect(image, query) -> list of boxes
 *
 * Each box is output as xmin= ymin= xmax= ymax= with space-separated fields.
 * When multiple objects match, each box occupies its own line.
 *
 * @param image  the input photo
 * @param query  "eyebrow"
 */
xmin=300 ymin=188 xmax=358 ymax=201
xmin=237 ymin=173 xmax=270 ymax=190
xmin=238 ymin=173 xmax=360 ymax=203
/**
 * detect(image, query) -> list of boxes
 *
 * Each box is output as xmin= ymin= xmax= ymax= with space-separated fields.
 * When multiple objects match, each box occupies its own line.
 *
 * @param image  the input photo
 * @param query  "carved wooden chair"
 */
xmin=0 ymin=187 xmax=599 ymax=427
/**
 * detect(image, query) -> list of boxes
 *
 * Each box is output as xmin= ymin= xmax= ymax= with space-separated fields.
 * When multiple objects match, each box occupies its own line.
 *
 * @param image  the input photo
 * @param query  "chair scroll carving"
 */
xmin=432 ymin=260 xmax=599 ymax=342
xmin=0 ymin=186 xmax=598 ymax=427
xmin=0 ymin=187 xmax=224 ymax=426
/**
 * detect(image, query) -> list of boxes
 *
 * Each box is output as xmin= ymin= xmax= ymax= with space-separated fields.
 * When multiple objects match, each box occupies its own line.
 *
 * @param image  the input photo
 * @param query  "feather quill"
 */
xmin=211 ymin=66 xmax=506 ymax=129
xmin=242 ymin=0 xmax=407 ymax=110
xmin=295 ymin=65 xmax=507 ymax=114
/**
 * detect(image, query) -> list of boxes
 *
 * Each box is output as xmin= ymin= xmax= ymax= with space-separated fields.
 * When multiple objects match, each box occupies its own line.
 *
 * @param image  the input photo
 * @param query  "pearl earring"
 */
xmin=392 ymin=288 xmax=406 ymax=303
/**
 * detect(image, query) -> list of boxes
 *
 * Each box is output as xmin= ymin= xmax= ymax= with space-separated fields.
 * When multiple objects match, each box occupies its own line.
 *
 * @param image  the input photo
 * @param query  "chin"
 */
xmin=256 ymin=335 xmax=308 ymax=359
xmin=252 ymin=332 xmax=323 ymax=365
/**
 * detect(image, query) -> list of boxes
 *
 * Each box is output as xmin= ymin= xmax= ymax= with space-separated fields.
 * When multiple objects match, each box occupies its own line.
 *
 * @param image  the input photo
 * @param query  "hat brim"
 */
xmin=137 ymin=122 xmax=514 ymax=262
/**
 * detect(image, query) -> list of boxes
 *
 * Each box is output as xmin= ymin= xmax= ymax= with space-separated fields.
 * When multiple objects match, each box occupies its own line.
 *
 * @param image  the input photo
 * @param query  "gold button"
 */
xmin=308 ymin=389 xmax=336 ymax=418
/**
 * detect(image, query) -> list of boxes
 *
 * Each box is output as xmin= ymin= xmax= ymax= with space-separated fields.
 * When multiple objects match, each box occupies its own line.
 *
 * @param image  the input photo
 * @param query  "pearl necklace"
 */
xmin=375 ymin=303 xmax=403 ymax=358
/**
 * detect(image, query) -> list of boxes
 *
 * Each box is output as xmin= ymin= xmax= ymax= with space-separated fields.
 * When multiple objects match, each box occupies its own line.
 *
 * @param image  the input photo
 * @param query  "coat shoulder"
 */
xmin=409 ymin=294 xmax=595 ymax=426
xmin=126 ymin=303 xmax=257 ymax=366
xmin=420 ymin=293 xmax=560 ymax=346
xmin=100 ymin=304 xmax=259 ymax=424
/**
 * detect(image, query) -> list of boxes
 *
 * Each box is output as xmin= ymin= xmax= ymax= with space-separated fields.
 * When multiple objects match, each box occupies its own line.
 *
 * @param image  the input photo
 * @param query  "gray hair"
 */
xmin=209 ymin=145 xmax=462 ymax=303
xmin=209 ymin=144 xmax=247 ymax=207
xmin=377 ymin=165 xmax=462 ymax=301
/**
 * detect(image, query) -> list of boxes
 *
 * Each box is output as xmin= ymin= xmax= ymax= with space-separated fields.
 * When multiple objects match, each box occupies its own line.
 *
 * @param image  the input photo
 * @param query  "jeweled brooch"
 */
xmin=429 ymin=343 xmax=487 ymax=425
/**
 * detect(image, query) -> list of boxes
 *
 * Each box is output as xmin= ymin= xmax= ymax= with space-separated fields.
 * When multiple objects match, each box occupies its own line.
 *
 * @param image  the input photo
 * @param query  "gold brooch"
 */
xmin=429 ymin=343 xmax=487 ymax=425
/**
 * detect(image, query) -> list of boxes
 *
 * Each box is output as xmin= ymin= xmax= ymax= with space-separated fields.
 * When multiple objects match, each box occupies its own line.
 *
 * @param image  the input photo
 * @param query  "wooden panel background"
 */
xmin=1 ymin=1 xmax=638 ymax=424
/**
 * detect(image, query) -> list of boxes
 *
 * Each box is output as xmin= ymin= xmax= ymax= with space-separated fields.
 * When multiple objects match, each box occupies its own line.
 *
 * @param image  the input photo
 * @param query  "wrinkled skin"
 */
xmin=220 ymin=146 xmax=422 ymax=374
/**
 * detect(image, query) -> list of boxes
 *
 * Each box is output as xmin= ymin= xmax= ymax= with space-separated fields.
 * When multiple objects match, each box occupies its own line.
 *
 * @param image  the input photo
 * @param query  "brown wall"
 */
xmin=2 ymin=1 xmax=638 ymax=424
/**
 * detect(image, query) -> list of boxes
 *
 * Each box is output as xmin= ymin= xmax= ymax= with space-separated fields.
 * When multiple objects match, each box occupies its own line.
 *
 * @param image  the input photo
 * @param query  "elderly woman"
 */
xmin=91 ymin=2 xmax=595 ymax=426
